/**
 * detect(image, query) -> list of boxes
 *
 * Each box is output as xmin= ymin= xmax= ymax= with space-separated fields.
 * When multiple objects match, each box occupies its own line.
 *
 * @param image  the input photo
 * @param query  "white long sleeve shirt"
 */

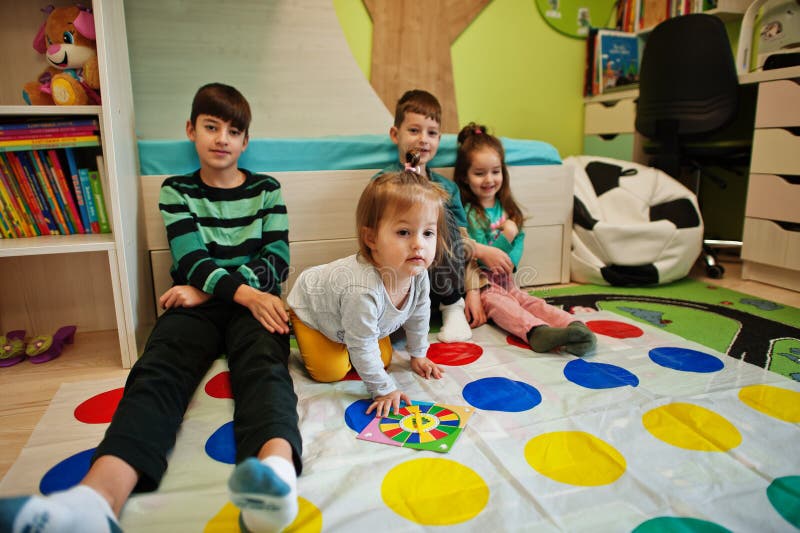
xmin=287 ymin=254 xmax=431 ymax=397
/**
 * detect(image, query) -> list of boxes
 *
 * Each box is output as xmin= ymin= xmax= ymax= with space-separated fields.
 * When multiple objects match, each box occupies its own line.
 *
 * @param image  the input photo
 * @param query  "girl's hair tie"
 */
xmin=474 ymin=128 xmax=482 ymax=135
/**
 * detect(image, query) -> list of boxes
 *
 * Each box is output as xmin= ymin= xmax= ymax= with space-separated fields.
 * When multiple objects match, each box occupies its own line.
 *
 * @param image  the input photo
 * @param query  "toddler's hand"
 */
xmin=410 ymin=356 xmax=444 ymax=380
xmin=159 ymin=285 xmax=211 ymax=309
xmin=367 ymin=389 xmax=410 ymax=418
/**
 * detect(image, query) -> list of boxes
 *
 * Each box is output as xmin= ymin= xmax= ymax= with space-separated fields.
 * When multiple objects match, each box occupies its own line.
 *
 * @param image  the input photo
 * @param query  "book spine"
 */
xmin=35 ymin=150 xmax=77 ymax=234
xmin=13 ymin=152 xmax=59 ymax=234
xmin=64 ymin=148 xmax=92 ymax=234
xmin=0 ymin=153 xmax=47 ymax=235
xmin=78 ymin=167 xmax=100 ymax=233
xmin=0 ymin=169 xmax=26 ymax=237
xmin=29 ymin=150 xmax=70 ymax=234
xmin=0 ymin=126 xmax=99 ymax=140
xmin=0 ymin=156 xmax=37 ymax=237
xmin=47 ymin=149 xmax=85 ymax=234
xmin=88 ymin=169 xmax=111 ymax=233
xmin=0 ymin=118 xmax=99 ymax=132
xmin=0 ymin=136 xmax=100 ymax=153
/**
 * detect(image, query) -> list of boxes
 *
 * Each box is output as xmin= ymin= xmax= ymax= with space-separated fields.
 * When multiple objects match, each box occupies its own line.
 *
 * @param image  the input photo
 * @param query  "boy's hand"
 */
xmin=501 ymin=219 xmax=519 ymax=242
xmin=159 ymin=285 xmax=211 ymax=309
xmin=234 ymin=285 xmax=290 ymax=334
xmin=475 ymin=243 xmax=513 ymax=275
xmin=366 ymin=389 xmax=410 ymax=418
xmin=464 ymin=288 xmax=487 ymax=327
xmin=410 ymin=356 xmax=444 ymax=380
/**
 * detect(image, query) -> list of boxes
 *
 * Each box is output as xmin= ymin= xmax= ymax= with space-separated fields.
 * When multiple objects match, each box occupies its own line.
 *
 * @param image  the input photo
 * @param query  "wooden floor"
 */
xmin=1 ymin=253 xmax=798 ymax=482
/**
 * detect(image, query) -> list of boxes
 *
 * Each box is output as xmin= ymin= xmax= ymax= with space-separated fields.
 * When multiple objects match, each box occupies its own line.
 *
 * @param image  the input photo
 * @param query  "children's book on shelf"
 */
xmin=639 ymin=0 xmax=670 ymax=31
xmin=0 ymin=116 xmax=110 ymax=237
xmin=62 ymin=148 xmax=93 ymax=234
xmin=48 ymin=149 xmax=85 ymax=234
xmin=584 ymin=27 xmax=600 ymax=97
xmin=595 ymin=29 xmax=640 ymax=94
xmin=90 ymin=155 xmax=111 ymax=233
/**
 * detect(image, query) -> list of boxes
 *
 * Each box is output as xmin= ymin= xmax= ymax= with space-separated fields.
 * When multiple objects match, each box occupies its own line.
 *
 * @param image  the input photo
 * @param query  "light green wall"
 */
xmin=333 ymin=0 xmax=587 ymax=159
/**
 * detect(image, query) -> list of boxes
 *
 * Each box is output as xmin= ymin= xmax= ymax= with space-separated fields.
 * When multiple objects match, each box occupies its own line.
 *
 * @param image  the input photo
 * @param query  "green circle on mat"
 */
xmin=535 ymin=0 xmax=616 ymax=39
xmin=767 ymin=475 xmax=800 ymax=528
xmin=632 ymin=516 xmax=731 ymax=533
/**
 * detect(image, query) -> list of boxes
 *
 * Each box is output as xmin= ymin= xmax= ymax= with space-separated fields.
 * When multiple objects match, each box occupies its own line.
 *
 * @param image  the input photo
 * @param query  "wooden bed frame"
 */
xmin=141 ymin=164 xmax=573 ymax=319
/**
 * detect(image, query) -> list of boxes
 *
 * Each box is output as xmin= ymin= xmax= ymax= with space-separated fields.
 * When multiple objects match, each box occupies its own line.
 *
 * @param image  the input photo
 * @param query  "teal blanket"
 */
xmin=138 ymin=134 xmax=561 ymax=175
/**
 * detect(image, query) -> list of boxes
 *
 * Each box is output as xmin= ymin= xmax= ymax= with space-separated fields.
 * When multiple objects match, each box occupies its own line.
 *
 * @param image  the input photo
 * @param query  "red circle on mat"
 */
xmin=587 ymin=320 xmax=643 ymax=339
xmin=74 ymin=388 xmax=123 ymax=424
xmin=506 ymin=335 xmax=529 ymax=350
xmin=426 ymin=342 xmax=483 ymax=366
xmin=205 ymin=371 xmax=232 ymax=399
xmin=343 ymin=368 xmax=362 ymax=381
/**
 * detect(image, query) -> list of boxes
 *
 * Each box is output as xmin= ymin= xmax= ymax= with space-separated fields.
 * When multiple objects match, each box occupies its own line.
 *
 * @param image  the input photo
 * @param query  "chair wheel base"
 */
xmin=706 ymin=263 xmax=725 ymax=279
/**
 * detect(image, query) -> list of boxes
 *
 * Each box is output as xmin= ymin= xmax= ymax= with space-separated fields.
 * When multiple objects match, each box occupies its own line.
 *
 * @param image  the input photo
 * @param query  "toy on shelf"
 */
xmin=22 ymin=5 xmax=101 ymax=106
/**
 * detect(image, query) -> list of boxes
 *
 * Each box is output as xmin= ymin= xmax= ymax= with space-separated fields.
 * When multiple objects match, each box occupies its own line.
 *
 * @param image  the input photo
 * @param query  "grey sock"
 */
xmin=565 ymin=322 xmax=597 ymax=356
xmin=528 ymin=325 xmax=572 ymax=353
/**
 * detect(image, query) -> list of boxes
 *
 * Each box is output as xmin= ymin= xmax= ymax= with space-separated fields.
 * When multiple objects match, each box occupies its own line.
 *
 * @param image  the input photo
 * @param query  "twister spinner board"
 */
xmin=357 ymin=401 xmax=474 ymax=453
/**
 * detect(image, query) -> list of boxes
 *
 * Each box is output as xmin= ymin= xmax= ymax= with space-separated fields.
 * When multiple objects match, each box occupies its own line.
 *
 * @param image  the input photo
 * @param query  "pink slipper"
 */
xmin=25 ymin=325 xmax=77 ymax=364
xmin=0 ymin=330 xmax=26 ymax=367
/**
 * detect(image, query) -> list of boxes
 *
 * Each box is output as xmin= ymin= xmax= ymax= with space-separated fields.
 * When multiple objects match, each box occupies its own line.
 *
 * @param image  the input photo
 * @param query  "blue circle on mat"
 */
xmin=40 ymin=448 xmax=96 ymax=495
xmin=564 ymin=359 xmax=639 ymax=389
xmin=344 ymin=399 xmax=374 ymax=433
xmin=649 ymin=346 xmax=724 ymax=373
xmin=462 ymin=377 xmax=542 ymax=412
xmin=205 ymin=421 xmax=236 ymax=464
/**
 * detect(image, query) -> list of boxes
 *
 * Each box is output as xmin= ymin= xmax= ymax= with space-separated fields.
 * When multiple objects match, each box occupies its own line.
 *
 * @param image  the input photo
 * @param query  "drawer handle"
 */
xmin=775 ymin=175 xmax=800 ymax=185
xmin=599 ymin=134 xmax=620 ymax=140
xmin=774 ymin=220 xmax=800 ymax=233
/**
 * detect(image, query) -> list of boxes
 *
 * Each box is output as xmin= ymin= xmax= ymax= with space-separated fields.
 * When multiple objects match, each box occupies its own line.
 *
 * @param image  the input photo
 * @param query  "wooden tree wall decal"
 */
xmin=364 ymin=0 xmax=491 ymax=133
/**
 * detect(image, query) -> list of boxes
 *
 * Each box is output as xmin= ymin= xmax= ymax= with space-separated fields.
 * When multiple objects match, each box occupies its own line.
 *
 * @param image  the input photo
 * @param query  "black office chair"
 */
xmin=635 ymin=13 xmax=755 ymax=278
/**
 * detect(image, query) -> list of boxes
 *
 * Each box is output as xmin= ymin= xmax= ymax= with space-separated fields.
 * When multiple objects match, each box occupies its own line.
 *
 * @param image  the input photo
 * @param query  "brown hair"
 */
xmin=393 ymin=89 xmax=442 ymax=128
xmin=190 ymin=83 xmax=252 ymax=136
xmin=356 ymin=158 xmax=449 ymax=266
xmin=454 ymin=122 xmax=525 ymax=228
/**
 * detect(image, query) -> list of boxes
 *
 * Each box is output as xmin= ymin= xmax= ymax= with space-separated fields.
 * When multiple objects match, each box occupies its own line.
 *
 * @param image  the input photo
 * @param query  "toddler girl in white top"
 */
xmin=288 ymin=164 xmax=448 ymax=416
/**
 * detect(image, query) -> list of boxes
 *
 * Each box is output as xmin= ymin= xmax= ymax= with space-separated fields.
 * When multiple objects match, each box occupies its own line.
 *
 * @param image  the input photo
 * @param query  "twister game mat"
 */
xmin=1 ymin=311 xmax=799 ymax=532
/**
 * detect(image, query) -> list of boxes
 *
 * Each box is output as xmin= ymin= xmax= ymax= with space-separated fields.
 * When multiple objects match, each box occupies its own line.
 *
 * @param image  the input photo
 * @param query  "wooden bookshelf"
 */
xmin=0 ymin=1 xmax=143 ymax=368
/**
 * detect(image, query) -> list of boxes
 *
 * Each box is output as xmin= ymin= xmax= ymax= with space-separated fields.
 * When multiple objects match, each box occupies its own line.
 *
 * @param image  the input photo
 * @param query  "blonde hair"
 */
xmin=356 ymin=169 xmax=449 ymax=267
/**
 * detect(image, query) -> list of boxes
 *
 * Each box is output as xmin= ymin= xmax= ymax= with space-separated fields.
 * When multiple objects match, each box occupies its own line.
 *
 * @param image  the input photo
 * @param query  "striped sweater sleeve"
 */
xmin=158 ymin=171 xmax=290 ymax=301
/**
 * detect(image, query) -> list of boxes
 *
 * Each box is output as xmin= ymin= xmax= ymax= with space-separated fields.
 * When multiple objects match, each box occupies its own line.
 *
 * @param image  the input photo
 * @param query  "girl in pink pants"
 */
xmin=454 ymin=123 xmax=596 ymax=356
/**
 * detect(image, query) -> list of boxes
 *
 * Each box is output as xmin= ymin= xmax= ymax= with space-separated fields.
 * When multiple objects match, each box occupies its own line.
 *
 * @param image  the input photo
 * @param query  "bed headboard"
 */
xmin=139 ymin=135 xmax=572 ymax=318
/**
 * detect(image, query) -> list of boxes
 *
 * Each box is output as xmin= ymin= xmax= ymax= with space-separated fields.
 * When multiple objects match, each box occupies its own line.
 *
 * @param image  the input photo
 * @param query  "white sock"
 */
xmin=437 ymin=298 xmax=472 ymax=342
xmin=0 ymin=485 xmax=119 ymax=533
xmin=229 ymin=456 xmax=298 ymax=533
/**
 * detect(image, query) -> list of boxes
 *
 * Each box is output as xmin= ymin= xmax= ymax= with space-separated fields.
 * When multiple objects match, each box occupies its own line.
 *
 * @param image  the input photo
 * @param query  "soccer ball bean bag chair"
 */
xmin=564 ymin=155 xmax=703 ymax=286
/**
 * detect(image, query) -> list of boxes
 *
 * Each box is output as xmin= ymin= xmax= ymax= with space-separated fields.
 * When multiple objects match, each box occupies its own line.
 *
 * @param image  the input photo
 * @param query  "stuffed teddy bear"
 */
xmin=22 ymin=5 xmax=101 ymax=106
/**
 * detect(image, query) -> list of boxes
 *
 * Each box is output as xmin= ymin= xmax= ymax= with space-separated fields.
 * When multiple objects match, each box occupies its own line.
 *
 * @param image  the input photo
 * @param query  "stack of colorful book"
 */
xmin=0 ymin=118 xmax=111 ymax=238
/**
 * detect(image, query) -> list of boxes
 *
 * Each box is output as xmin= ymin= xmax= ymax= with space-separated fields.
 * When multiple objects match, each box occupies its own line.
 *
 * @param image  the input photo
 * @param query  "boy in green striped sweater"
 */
xmin=0 ymin=83 xmax=302 ymax=533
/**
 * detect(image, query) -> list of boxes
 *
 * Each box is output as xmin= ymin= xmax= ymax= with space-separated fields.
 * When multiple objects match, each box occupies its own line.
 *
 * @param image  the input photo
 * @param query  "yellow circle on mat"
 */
xmin=524 ymin=431 xmax=626 ymax=486
xmin=643 ymin=402 xmax=741 ymax=451
xmin=739 ymin=384 xmax=800 ymax=423
xmin=381 ymin=458 xmax=489 ymax=525
xmin=204 ymin=497 xmax=322 ymax=533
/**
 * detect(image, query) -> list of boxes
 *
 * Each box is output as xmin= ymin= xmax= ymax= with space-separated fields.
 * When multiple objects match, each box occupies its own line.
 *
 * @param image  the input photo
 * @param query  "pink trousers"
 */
xmin=480 ymin=272 xmax=575 ymax=340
